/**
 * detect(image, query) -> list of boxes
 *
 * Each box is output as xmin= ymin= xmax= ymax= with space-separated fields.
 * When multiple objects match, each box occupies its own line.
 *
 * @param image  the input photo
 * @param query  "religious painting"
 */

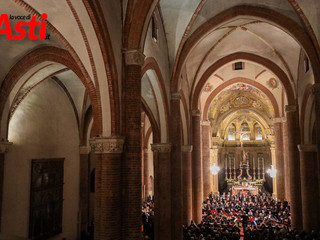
xmin=29 ymin=158 xmax=64 ymax=240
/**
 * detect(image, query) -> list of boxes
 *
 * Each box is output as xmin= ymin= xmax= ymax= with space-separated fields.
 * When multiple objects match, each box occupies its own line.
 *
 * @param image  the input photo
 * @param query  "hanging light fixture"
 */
xmin=267 ymin=165 xmax=277 ymax=178
xmin=210 ymin=163 xmax=220 ymax=175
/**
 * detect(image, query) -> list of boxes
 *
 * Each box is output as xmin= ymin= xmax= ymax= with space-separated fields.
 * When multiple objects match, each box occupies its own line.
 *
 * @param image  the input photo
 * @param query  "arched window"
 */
xmin=255 ymin=124 xmax=263 ymax=140
xmin=151 ymin=14 xmax=158 ymax=43
xmin=241 ymin=122 xmax=250 ymax=140
xmin=228 ymin=124 xmax=236 ymax=140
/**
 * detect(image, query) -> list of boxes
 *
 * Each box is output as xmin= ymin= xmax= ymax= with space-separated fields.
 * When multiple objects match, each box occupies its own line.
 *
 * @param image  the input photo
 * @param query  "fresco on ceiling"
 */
xmin=210 ymin=83 xmax=274 ymax=118
xmin=203 ymin=82 xmax=213 ymax=92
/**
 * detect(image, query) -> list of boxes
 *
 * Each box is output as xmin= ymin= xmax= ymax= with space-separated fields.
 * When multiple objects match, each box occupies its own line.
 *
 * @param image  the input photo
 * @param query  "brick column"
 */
xmin=151 ymin=144 xmax=172 ymax=240
xmin=0 ymin=141 xmax=12 ymax=230
xmin=192 ymin=109 xmax=203 ymax=224
xmin=170 ymin=93 xmax=183 ymax=240
xmin=285 ymin=105 xmax=302 ymax=228
xmin=122 ymin=50 xmax=145 ymax=239
xmin=79 ymin=146 xmax=91 ymax=235
xmin=202 ymin=121 xmax=211 ymax=199
xmin=90 ymin=137 xmax=124 ymax=240
xmin=144 ymin=148 xmax=152 ymax=199
xmin=182 ymin=145 xmax=193 ymax=226
xmin=298 ymin=145 xmax=320 ymax=232
xmin=270 ymin=145 xmax=277 ymax=197
xmin=273 ymin=118 xmax=285 ymax=201
xmin=282 ymin=118 xmax=290 ymax=201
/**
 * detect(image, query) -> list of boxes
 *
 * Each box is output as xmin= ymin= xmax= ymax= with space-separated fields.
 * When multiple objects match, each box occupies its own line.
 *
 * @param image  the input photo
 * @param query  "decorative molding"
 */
xmin=312 ymin=83 xmax=320 ymax=95
xmin=181 ymin=145 xmax=193 ymax=152
xmin=79 ymin=146 xmax=91 ymax=155
xmin=298 ymin=144 xmax=318 ymax=152
xmin=90 ymin=136 xmax=124 ymax=154
xmin=171 ymin=92 xmax=181 ymax=100
xmin=124 ymin=49 xmax=145 ymax=66
xmin=285 ymin=104 xmax=297 ymax=113
xmin=192 ymin=109 xmax=201 ymax=116
xmin=0 ymin=141 xmax=13 ymax=153
xmin=151 ymin=143 xmax=172 ymax=153
xmin=201 ymin=120 xmax=211 ymax=126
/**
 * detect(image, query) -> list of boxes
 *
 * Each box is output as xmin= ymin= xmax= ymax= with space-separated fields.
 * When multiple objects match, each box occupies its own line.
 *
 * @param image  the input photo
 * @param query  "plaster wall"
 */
xmin=3 ymin=80 xmax=80 ymax=240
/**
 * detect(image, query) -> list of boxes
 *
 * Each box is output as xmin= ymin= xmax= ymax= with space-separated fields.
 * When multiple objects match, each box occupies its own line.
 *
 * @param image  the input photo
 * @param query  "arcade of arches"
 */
xmin=0 ymin=0 xmax=320 ymax=240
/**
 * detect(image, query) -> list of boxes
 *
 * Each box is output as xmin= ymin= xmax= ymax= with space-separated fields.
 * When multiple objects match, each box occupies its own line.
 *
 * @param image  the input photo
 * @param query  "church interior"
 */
xmin=0 ymin=0 xmax=320 ymax=239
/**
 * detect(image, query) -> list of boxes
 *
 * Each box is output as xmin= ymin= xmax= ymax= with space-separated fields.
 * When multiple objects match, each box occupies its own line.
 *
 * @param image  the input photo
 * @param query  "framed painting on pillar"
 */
xmin=29 ymin=158 xmax=64 ymax=240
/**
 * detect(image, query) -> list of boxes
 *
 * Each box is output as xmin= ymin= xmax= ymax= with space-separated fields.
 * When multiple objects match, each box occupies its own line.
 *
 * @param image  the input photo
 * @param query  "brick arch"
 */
xmin=123 ymin=0 xmax=159 ymax=50
xmin=0 ymin=46 xmax=102 ymax=137
xmin=171 ymin=5 xmax=320 ymax=92
xmin=83 ymin=0 xmax=120 ymax=135
xmin=202 ymin=77 xmax=280 ymax=120
xmin=142 ymin=57 xmax=170 ymax=142
xmin=192 ymin=52 xmax=295 ymax=113
xmin=141 ymin=98 xmax=160 ymax=144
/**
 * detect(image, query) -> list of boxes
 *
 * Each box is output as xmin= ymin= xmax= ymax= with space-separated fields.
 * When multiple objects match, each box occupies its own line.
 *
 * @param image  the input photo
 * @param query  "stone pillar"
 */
xmin=79 ymin=146 xmax=91 ymax=235
xmin=202 ymin=121 xmax=211 ymax=199
xmin=122 ymin=50 xmax=145 ymax=239
xmin=90 ymin=137 xmax=124 ymax=240
xmin=0 ymin=141 xmax=12 ymax=230
xmin=211 ymin=146 xmax=219 ymax=193
xmin=152 ymin=144 xmax=172 ymax=240
xmin=285 ymin=104 xmax=303 ymax=229
xmin=273 ymin=118 xmax=285 ymax=201
xmin=282 ymin=118 xmax=290 ymax=202
xmin=192 ymin=109 xmax=203 ymax=224
xmin=170 ymin=93 xmax=183 ymax=240
xmin=270 ymin=145 xmax=277 ymax=198
xmin=182 ymin=145 xmax=193 ymax=226
xmin=143 ymin=148 xmax=151 ymax=200
xmin=298 ymin=144 xmax=320 ymax=232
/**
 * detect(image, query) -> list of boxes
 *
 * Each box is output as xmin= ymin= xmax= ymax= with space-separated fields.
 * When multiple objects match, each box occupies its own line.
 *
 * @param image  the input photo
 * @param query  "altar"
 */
xmin=232 ymin=184 xmax=258 ymax=195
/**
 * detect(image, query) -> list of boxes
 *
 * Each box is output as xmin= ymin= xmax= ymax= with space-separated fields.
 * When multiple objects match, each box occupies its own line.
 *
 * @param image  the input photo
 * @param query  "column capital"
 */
xmin=285 ymin=104 xmax=297 ymax=113
xmin=0 ymin=141 xmax=13 ymax=153
xmin=298 ymin=144 xmax=318 ymax=152
xmin=171 ymin=92 xmax=181 ymax=100
xmin=123 ymin=49 xmax=145 ymax=66
xmin=90 ymin=136 xmax=125 ymax=154
xmin=272 ymin=117 xmax=283 ymax=124
xmin=192 ymin=109 xmax=201 ymax=116
xmin=181 ymin=145 xmax=193 ymax=152
xmin=201 ymin=120 xmax=211 ymax=126
xmin=311 ymin=83 xmax=320 ymax=95
xmin=151 ymin=143 xmax=172 ymax=153
xmin=79 ymin=146 xmax=91 ymax=155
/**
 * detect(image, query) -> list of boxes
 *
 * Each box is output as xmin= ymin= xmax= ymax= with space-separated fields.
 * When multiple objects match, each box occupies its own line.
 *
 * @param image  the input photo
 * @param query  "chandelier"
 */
xmin=210 ymin=163 xmax=220 ymax=175
xmin=267 ymin=165 xmax=277 ymax=178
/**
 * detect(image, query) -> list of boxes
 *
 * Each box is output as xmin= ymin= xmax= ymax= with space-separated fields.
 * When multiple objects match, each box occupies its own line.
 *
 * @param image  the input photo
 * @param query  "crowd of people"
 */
xmin=142 ymin=191 xmax=320 ymax=240
xmin=184 ymin=191 xmax=319 ymax=240
xmin=142 ymin=196 xmax=154 ymax=239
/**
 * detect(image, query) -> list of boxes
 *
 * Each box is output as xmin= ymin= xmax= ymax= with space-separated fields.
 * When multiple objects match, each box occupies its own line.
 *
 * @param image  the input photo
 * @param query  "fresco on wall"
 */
xmin=210 ymin=83 xmax=274 ymax=118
